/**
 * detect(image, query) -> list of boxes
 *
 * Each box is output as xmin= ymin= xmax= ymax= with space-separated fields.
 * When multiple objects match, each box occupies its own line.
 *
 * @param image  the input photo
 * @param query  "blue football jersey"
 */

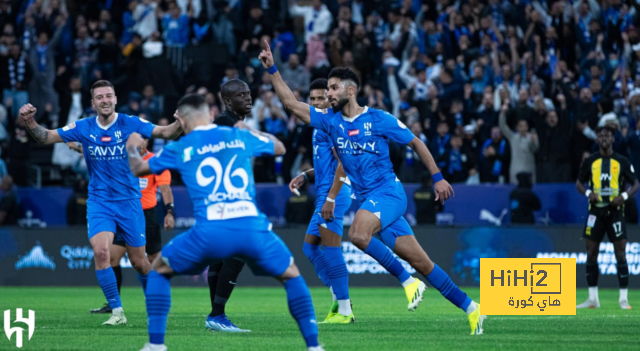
xmin=148 ymin=124 xmax=275 ymax=223
xmin=58 ymin=113 xmax=156 ymax=201
xmin=312 ymin=128 xmax=341 ymax=198
xmin=309 ymin=106 xmax=415 ymax=198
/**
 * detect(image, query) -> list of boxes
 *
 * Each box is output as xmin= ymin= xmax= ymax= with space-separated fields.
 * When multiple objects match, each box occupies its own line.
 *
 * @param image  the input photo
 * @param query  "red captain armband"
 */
xmin=432 ymin=172 xmax=444 ymax=183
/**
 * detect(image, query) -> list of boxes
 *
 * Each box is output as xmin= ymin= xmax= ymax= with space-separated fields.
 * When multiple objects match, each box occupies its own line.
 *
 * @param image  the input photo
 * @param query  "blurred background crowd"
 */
xmin=1 ymin=0 xmax=640 ymax=190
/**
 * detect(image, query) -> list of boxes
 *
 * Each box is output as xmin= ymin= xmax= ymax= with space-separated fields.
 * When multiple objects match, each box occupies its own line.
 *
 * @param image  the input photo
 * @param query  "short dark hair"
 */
xmin=220 ymin=79 xmax=249 ymax=99
xmin=596 ymin=125 xmax=615 ymax=135
xmin=177 ymin=93 xmax=207 ymax=109
xmin=328 ymin=67 xmax=360 ymax=89
xmin=90 ymin=80 xmax=115 ymax=98
xmin=309 ymin=78 xmax=328 ymax=91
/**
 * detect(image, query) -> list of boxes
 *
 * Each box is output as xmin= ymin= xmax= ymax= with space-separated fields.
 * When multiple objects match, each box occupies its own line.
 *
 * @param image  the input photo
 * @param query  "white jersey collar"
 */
xmin=341 ymin=106 xmax=368 ymax=123
xmin=96 ymin=113 xmax=119 ymax=130
xmin=193 ymin=124 xmax=218 ymax=131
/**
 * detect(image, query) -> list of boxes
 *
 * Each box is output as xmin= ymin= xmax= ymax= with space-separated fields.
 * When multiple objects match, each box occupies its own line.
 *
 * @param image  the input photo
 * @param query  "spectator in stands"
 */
xmin=0 ymin=175 xmax=19 ymax=225
xmin=413 ymin=174 xmax=443 ymax=224
xmin=509 ymin=172 xmax=541 ymax=224
xmin=134 ymin=0 xmax=159 ymax=40
xmin=140 ymin=84 xmax=162 ymax=122
xmin=1 ymin=43 xmax=32 ymax=119
xmin=95 ymin=30 xmax=119 ymax=81
xmin=274 ymin=47 xmax=309 ymax=96
xmin=536 ymin=95 xmax=572 ymax=183
xmin=288 ymin=0 xmax=333 ymax=42
xmin=160 ymin=1 xmax=191 ymax=47
xmin=429 ymin=121 xmax=451 ymax=166
xmin=438 ymin=134 xmax=476 ymax=184
xmin=256 ymin=91 xmax=287 ymax=139
xmin=499 ymin=102 xmax=539 ymax=184
xmin=480 ymin=126 xmax=510 ymax=183
xmin=28 ymin=13 xmax=66 ymax=123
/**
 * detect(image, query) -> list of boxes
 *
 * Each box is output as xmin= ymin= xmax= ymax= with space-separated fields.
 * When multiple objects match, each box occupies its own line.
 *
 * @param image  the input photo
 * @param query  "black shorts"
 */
xmin=583 ymin=206 xmax=627 ymax=242
xmin=113 ymin=207 xmax=162 ymax=255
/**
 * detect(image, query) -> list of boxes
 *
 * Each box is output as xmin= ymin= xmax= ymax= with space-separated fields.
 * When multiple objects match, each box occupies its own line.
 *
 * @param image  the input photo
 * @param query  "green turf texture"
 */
xmin=0 ymin=287 xmax=638 ymax=350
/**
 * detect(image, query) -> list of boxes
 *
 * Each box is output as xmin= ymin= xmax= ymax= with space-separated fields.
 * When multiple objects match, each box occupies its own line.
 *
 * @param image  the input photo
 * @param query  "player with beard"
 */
xmin=576 ymin=126 xmax=639 ymax=309
xmin=260 ymin=41 xmax=485 ymax=334
xmin=18 ymin=80 xmax=183 ymax=326
xmin=204 ymin=79 xmax=255 ymax=332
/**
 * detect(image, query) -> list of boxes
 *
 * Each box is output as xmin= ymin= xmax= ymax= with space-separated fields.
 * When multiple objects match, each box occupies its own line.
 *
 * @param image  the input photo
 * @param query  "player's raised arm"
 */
xmin=152 ymin=111 xmax=183 ymax=139
xmin=19 ymin=104 xmax=63 ymax=144
xmin=126 ymin=133 xmax=153 ymax=177
xmin=234 ymin=121 xmax=286 ymax=156
xmin=258 ymin=40 xmax=311 ymax=124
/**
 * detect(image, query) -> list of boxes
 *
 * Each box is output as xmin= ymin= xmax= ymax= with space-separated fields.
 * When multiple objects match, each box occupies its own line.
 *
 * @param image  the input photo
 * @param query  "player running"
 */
xmin=18 ymin=80 xmax=182 ymax=326
xmin=202 ymin=79 xmax=255 ymax=333
xmin=260 ymin=41 xmax=485 ymax=335
xmin=576 ymin=126 xmax=638 ymax=309
xmin=289 ymin=78 xmax=355 ymax=323
xmin=127 ymin=94 xmax=321 ymax=351
xmin=91 ymin=138 xmax=175 ymax=314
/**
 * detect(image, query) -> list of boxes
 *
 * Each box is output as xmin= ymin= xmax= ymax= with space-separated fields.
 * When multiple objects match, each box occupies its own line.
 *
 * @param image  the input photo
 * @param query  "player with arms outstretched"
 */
xmin=127 ymin=94 xmax=321 ymax=351
xmin=260 ymin=41 xmax=485 ymax=334
xmin=18 ymin=80 xmax=182 ymax=325
xmin=289 ymin=78 xmax=356 ymax=323
xmin=576 ymin=126 xmax=639 ymax=309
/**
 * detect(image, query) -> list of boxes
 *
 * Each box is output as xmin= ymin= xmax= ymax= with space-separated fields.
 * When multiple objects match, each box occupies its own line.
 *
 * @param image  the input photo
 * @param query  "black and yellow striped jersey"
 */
xmin=578 ymin=152 xmax=637 ymax=206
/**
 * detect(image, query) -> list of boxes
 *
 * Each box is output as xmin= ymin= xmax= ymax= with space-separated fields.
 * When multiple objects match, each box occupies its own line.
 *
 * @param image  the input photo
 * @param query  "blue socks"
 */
xmin=146 ymin=271 xmax=171 ymax=345
xmin=324 ymin=246 xmax=350 ymax=300
xmin=364 ymin=237 xmax=411 ymax=283
xmin=425 ymin=264 xmax=472 ymax=311
xmin=137 ymin=272 xmax=149 ymax=292
xmin=302 ymin=242 xmax=332 ymax=288
xmin=96 ymin=267 xmax=122 ymax=309
xmin=284 ymin=276 xmax=319 ymax=348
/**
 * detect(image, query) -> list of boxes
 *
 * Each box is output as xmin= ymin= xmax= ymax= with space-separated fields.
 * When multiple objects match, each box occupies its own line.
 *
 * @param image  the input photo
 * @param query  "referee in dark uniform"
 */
xmin=576 ymin=126 xmax=639 ymax=310
xmin=204 ymin=79 xmax=254 ymax=332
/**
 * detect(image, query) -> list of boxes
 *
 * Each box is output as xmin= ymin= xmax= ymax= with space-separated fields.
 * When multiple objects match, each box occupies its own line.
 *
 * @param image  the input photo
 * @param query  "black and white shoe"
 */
xmin=91 ymin=303 xmax=112 ymax=314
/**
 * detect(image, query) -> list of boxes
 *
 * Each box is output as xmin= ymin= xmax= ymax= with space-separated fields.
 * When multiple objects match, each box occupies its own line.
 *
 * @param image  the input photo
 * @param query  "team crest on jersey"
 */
xmin=62 ymin=122 xmax=76 ymax=131
xmin=348 ymin=129 xmax=360 ymax=136
xmin=364 ymin=122 xmax=372 ymax=136
xmin=114 ymin=130 xmax=122 ymax=142
xmin=314 ymin=107 xmax=328 ymax=114
xmin=101 ymin=136 xmax=112 ymax=142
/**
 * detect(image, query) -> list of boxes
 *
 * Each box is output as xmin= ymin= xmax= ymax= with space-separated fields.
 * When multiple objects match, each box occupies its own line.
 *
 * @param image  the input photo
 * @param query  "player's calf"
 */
xmin=277 ymin=264 xmax=319 ymax=349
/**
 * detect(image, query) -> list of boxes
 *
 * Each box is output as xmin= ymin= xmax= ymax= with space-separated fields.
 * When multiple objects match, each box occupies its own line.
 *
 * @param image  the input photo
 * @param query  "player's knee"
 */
xmin=348 ymin=231 xmax=371 ymax=249
xmin=93 ymin=247 xmax=110 ymax=265
xmin=130 ymin=255 xmax=149 ymax=271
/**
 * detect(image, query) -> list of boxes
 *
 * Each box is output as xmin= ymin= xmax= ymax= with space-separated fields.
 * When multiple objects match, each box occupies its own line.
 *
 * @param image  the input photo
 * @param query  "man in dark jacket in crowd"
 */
xmin=510 ymin=172 xmax=541 ymax=224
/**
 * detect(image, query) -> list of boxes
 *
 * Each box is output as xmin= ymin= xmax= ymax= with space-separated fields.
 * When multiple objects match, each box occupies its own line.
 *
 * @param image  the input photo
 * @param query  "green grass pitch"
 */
xmin=1 ymin=287 xmax=639 ymax=350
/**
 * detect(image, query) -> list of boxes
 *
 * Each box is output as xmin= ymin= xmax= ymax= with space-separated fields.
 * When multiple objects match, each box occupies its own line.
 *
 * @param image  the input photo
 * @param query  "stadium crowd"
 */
xmin=1 ymin=0 xmax=640 ymax=187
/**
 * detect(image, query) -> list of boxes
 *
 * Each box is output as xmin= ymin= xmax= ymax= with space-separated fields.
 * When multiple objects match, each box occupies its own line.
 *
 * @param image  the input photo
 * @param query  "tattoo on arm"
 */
xmin=27 ymin=124 xmax=49 ymax=143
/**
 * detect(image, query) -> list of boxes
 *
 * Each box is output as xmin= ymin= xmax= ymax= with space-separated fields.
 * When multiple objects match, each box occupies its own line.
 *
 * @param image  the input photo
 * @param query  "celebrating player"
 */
xmin=260 ymin=41 xmax=485 ymax=334
xmin=127 ymin=94 xmax=321 ymax=351
xmin=91 ymin=138 xmax=175 ymax=314
xmin=576 ymin=126 xmax=638 ymax=309
xmin=18 ymin=80 xmax=182 ymax=325
xmin=203 ymin=79 xmax=254 ymax=332
xmin=289 ymin=78 xmax=355 ymax=323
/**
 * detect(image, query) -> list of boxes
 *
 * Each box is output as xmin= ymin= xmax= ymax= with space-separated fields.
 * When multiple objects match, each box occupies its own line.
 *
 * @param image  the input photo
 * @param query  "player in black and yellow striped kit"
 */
xmin=576 ymin=126 xmax=639 ymax=309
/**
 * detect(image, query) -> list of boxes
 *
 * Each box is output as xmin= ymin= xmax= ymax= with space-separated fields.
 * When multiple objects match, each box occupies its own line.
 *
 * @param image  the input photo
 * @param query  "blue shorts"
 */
xmin=306 ymin=184 xmax=352 ymax=237
xmin=162 ymin=218 xmax=293 ymax=277
xmin=357 ymin=180 xmax=413 ymax=250
xmin=87 ymin=199 xmax=145 ymax=247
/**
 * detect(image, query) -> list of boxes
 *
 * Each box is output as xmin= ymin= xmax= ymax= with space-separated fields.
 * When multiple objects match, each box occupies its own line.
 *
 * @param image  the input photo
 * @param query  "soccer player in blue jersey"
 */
xmin=127 ymin=94 xmax=321 ymax=351
xmin=18 ymin=80 xmax=183 ymax=326
xmin=288 ymin=78 xmax=356 ymax=323
xmin=260 ymin=42 xmax=485 ymax=334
